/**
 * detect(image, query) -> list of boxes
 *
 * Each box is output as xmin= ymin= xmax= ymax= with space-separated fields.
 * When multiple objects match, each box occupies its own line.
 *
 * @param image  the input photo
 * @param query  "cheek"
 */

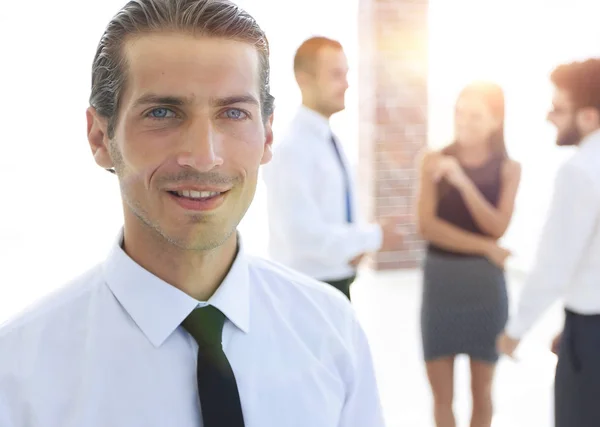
xmin=121 ymin=125 xmax=178 ymax=166
xmin=560 ymin=116 xmax=575 ymax=129
xmin=469 ymin=117 xmax=494 ymax=135
xmin=118 ymin=127 xmax=180 ymax=187
xmin=478 ymin=122 xmax=494 ymax=136
xmin=224 ymin=126 xmax=267 ymax=165
xmin=334 ymin=79 xmax=347 ymax=94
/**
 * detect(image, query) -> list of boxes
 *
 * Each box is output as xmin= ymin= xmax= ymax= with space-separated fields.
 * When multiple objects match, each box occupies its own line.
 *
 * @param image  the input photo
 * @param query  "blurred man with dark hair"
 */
xmin=498 ymin=58 xmax=600 ymax=427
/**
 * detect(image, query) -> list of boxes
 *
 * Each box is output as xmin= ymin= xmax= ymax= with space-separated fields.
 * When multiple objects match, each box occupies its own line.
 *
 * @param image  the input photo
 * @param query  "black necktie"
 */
xmin=330 ymin=135 xmax=353 ymax=223
xmin=181 ymin=305 xmax=245 ymax=427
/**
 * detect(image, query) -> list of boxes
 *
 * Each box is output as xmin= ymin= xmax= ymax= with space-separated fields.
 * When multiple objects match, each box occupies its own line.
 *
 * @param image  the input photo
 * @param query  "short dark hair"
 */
xmin=90 ymin=0 xmax=275 ymax=139
xmin=551 ymin=58 xmax=600 ymax=111
xmin=293 ymin=36 xmax=343 ymax=74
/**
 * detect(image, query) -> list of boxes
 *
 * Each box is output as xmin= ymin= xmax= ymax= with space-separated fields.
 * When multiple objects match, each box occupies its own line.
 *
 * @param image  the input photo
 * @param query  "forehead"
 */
xmin=456 ymin=92 xmax=488 ymax=112
xmin=315 ymin=46 xmax=347 ymax=69
xmin=121 ymin=33 xmax=261 ymax=103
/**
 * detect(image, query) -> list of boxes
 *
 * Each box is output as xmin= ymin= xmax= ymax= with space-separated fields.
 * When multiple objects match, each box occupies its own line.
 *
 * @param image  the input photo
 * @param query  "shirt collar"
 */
xmin=102 ymin=229 xmax=250 ymax=348
xmin=296 ymin=105 xmax=332 ymax=141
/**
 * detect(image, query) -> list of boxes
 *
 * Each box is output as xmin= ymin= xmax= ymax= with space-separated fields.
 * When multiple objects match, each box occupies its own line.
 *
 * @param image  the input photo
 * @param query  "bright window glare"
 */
xmin=429 ymin=0 xmax=600 ymax=272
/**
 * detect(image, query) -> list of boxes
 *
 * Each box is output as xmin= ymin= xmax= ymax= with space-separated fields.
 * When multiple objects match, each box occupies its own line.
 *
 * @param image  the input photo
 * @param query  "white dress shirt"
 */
xmin=0 ymin=231 xmax=385 ymax=427
xmin=506 ymin=129 xmax=600 ymax=339
xmin=262 ymin=106 xmax=382 ymax=282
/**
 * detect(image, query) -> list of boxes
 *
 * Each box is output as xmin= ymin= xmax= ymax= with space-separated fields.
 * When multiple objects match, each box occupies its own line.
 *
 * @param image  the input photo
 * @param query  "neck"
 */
xmin=121 ymin=215 xmax=238 ymax=302
xmin=455 ymin=142 xmax=492 ymax=166
xmin=302 ymin=99 xmax=331 ymax=120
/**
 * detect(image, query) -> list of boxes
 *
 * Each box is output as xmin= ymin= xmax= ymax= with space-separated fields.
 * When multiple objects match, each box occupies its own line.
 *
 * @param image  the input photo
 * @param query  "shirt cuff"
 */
xmin=361 ymin=224 xmax=383 ymax=253
xmin=504 ymin=316 xmax=530 ymax=340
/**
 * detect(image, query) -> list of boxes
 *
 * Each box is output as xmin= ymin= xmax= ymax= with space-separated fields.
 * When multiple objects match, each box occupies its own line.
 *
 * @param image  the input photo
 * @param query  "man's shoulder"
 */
xmin=248 ymin=256 xmax=354 ymax=318
xmin=273 ymin=127 xmax=310 ymax=156
xmin=561 ymin=149 xmax=600 ymax=192
xmin=0 ymin=265 xmax=104 ymax=343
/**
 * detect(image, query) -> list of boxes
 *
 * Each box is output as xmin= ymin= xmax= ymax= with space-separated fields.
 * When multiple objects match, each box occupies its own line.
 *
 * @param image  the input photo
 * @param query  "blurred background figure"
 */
xmin=416 ymin=82 xmax=521 ymax=427
xmin=498 ymin=58 xmax=600 ymax=427
xmin=262 ymin=37 xmax=403 ymax=300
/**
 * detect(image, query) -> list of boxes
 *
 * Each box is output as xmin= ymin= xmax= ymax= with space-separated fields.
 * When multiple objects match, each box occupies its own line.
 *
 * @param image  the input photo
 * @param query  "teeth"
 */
xmin=175 ymin=190 xmax=221 ymax=199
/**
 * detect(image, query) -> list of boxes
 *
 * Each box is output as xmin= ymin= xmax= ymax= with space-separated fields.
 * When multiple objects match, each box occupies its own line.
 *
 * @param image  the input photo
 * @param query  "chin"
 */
xmin=149 ymin=218 xmax=229 ymax=251
xmin=455 ymin=137 xmax=484 ymax=149
xmin=556 ymin=124 xmax=582 ymax=147
xmin=556 ymin=133 xmax=582 ymax=147
xmin=190 ymin=224 xmax=238 ymax=252
xmin=556 ymin=136 xmax=582 ymax=147
xmin=328 ymin=105 xmax=344 ymax=116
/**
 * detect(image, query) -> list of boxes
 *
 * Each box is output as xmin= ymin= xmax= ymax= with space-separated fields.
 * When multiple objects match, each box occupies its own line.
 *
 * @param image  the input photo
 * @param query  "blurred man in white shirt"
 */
xmin=497 ymin=58 xmax=600 ymax=427
xmin=263 ymin=37 xmax=403 ymax=300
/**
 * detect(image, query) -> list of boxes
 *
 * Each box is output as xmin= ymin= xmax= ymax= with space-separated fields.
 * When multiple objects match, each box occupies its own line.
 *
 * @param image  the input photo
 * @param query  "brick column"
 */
xmin=358 ymin=0 xmax=429 ymax=270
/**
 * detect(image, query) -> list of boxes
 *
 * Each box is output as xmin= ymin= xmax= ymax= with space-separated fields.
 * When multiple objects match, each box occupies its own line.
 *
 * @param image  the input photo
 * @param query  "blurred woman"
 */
xmin=416 ymin=81 xmax=521 ymax=427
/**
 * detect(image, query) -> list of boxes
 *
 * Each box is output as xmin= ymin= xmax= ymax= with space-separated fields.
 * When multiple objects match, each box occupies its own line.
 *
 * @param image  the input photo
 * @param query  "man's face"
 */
xmin=311 ymin=46 xmax=349 ymax=116
xmin=547 ymin=88 xmax=581 ymax=146
xmin=88 ymin=33 xmax=273 ymax=251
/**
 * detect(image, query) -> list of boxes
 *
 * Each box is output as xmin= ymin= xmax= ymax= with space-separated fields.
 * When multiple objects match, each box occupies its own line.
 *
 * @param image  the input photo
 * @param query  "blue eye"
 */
xmin=148 ymin=108 xmax=176 ymax=119
xmin=223 ymin=109 xmax=248 ymax=120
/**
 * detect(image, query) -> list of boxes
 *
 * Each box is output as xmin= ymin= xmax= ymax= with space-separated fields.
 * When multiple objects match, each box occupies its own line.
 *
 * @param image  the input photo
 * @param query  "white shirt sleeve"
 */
xmin=0 ymin=343 xmax=16 ymax=426
xmin=264 ymin=143 xmax=383 ymax=266
xmin=339 ymin=313 xmax=386 ymax=427
xmin=505 ymin=162 xmax=600 ymax=339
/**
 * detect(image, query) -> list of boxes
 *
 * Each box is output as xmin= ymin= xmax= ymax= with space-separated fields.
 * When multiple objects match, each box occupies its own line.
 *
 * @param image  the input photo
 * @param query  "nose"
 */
xmin=342 ymin=76 xmax=349 ymax=90
xmin=176 ymin=116 xmax=224 ymax=171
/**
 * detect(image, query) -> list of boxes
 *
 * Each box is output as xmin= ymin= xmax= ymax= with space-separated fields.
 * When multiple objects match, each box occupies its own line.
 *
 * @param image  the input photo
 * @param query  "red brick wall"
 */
xmin=358 ymin=0 xmax=429 ymax=270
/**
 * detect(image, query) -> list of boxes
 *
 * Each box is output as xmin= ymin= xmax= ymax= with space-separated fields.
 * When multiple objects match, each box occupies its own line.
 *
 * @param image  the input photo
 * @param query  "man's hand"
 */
xmin=379 ymin=217 xmax=404 ymax=252
xmin=497 ymin=332 xmax=520 ymax=358
xmin=349 ymin=253 xmax=365 ymax=268
xmin=551 ymin=331 xmax=562 ymax=355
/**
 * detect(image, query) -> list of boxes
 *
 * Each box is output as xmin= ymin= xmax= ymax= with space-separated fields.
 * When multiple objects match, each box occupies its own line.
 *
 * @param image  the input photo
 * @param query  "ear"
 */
xmin=260 ymin=113 xmax=274 ymax=165
xmin=86 ymin=107 xmax=114 ymax=170
xmin=294 ymin=70 xmax=313 ymax=88
xmin=579 ymin=106 xmax=600 ymax=130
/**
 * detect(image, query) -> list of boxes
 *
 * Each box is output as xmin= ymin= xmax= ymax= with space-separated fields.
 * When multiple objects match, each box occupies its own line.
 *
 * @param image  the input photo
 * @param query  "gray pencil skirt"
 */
xmin=420 ymin=250 xmax=508 ymax=363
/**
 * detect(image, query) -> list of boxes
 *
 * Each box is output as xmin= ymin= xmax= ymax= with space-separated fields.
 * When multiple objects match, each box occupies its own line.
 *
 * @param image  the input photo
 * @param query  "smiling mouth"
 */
xmin=167 ymin=190 xmax=225 ymax=200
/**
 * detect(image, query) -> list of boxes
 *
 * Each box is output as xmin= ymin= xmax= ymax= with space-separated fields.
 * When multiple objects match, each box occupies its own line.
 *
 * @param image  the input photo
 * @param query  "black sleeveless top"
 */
xmin=427 ymin=148 xmax=505 ymax=256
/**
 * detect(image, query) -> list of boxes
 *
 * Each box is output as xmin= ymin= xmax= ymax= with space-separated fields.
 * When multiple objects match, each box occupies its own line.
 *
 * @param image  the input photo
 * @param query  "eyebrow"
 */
xmin=132 ymin=93 xmax=259 ymax=109
xmin=210 ymin=94 xmax=259 ymax=107
xmin=133 ymin=94 xmax=189 ymax=109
